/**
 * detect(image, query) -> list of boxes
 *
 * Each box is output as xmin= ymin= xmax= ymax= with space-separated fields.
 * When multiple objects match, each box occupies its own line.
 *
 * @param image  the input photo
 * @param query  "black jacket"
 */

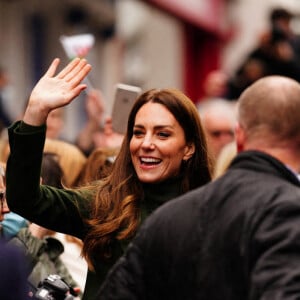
xmin=98 ymin=151 xmax=300 ymax=300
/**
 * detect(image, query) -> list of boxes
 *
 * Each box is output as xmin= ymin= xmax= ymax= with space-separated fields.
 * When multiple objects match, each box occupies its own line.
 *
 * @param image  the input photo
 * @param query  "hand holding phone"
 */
xmin=111 ymin=83 xmax=142 ymax=134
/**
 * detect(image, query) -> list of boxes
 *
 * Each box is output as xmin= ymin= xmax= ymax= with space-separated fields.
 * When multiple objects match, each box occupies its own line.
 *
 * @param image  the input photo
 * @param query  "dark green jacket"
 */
xmin=6 ymin=121 xmax=183 ymax=300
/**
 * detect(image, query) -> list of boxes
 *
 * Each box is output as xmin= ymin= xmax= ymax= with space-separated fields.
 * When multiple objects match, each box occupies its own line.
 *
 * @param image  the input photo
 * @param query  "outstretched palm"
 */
xmin=24 ymin=58 xmax=91 ymax=126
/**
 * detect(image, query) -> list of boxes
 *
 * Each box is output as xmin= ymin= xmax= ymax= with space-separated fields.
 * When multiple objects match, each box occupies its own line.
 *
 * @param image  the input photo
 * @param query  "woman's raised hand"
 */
xmin=23 ymin=58 xmax=92 ymax=126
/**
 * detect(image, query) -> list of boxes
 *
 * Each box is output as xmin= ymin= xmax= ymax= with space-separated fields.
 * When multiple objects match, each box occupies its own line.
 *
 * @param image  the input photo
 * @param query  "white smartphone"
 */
xmin=111 ymin=83 xmax=142 ymax=134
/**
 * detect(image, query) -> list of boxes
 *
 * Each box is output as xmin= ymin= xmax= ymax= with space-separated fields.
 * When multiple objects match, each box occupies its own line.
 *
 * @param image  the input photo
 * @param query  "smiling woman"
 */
xmin=5 ymin=58 xmax=212 ymax=299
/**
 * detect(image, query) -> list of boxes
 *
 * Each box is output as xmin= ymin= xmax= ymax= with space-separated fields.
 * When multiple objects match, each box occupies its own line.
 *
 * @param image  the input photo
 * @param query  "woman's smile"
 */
xmin=139 ymin=156 xmax=162 ymax=168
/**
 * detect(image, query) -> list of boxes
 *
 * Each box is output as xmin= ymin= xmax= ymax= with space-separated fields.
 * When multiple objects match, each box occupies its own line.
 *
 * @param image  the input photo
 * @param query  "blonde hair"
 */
xmin=78 ymin=147 xmax=119 ymax=185
xmin=213 ymin=142 xmax=237 ymax=179
xmin=44 ymin=138 xmax=87 ymax=187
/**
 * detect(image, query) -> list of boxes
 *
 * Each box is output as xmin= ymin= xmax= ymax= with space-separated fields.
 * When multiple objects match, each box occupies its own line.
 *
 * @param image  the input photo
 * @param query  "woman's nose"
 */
xmin=141 ymin=136 xmax=155 ymax=149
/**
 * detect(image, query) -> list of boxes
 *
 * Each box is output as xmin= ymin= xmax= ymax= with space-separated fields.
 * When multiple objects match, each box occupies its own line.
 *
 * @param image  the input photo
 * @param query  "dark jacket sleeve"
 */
xmin=97 ymin=228 xmax=147 ymax=300
xmin=248 ymin=198 xmax=300 ymax=300
xmin=6 ymin=121 xmax=90 ymax=239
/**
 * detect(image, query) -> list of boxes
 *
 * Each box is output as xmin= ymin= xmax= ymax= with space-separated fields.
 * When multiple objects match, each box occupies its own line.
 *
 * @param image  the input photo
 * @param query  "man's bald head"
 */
xmin=237 ymin=76 xmax=300 ymax=147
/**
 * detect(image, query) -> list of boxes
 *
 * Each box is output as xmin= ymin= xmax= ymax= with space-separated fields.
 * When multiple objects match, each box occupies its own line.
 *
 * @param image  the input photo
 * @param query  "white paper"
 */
xmin=60 ymin=33 xmax=95 ymax=59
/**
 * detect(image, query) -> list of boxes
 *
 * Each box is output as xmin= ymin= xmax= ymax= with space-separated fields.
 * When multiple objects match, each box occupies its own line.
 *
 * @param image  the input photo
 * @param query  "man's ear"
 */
xmin=235 ymin=123 xmax=245 ymax=153
xmin=183 ymin=143 xmax=195 ymax=161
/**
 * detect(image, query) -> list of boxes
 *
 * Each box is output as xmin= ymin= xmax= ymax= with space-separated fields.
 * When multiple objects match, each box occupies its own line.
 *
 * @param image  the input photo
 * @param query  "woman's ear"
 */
xmin=183 ymin=143 xmax=195 ymax=161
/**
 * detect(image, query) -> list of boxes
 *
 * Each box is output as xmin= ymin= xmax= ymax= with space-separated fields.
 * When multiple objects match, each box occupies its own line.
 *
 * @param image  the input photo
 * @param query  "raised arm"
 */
xmin=6 ymin=58 xmax=92 ymax=237
xmin=24 ymin=57 xmax=91 ymax=126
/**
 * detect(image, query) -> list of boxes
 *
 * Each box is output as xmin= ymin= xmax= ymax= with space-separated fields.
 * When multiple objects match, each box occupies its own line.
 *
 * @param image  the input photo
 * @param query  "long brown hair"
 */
xmin=82 ymin=88 xmax=212 ymax=264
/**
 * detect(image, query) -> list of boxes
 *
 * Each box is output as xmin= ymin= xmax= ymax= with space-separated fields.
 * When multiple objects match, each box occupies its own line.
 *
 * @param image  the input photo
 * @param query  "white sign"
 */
xmin=60 ymin=33 xmax=95 ymax=59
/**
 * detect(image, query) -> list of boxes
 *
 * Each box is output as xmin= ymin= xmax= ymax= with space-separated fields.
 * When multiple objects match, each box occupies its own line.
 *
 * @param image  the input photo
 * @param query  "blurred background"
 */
xmin=1 ymin=0 xmax=300 ymax=142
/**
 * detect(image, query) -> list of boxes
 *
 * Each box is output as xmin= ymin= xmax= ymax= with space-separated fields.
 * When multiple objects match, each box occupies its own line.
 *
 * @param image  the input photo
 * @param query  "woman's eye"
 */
xmin=157 ymin=132 xmax=170 ymax=138
xmin=133 ymin=129 xmax=144 ymax=137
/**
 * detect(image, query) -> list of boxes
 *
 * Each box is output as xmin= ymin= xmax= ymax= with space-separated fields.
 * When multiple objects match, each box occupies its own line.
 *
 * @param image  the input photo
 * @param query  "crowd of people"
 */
xmin=1 ymin=5 xmax=300 ymax=300
xmin=199 ymin=7 xmax=300 ymax=103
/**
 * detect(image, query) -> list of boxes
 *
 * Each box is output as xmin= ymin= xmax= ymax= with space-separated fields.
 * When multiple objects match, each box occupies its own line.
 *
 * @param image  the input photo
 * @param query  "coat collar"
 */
xmin=230 ymin=150 xmax=300 ymax=186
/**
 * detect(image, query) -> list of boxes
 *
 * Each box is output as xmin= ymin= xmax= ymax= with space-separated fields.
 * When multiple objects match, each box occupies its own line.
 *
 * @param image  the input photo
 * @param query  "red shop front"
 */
xmin=144 ymin=0 xmax=231 ymax=103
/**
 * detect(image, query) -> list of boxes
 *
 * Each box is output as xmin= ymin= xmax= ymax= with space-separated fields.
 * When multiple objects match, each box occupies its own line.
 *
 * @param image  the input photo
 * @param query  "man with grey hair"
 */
xmin=98 ymin=75 xmax=300 ymax=300
xmin=198 ymin=98 xmax=236 ymax=166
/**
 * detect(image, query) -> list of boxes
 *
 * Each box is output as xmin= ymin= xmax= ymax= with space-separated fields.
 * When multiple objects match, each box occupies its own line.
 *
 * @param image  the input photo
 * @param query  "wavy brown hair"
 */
xmin=82 ymin=88 xmax=212 ymax=265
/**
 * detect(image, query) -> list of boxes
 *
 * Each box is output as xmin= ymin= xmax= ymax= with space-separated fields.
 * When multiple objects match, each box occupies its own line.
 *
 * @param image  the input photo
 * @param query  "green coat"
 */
xmin=6 ymin=121 xmax=183 ymax=300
